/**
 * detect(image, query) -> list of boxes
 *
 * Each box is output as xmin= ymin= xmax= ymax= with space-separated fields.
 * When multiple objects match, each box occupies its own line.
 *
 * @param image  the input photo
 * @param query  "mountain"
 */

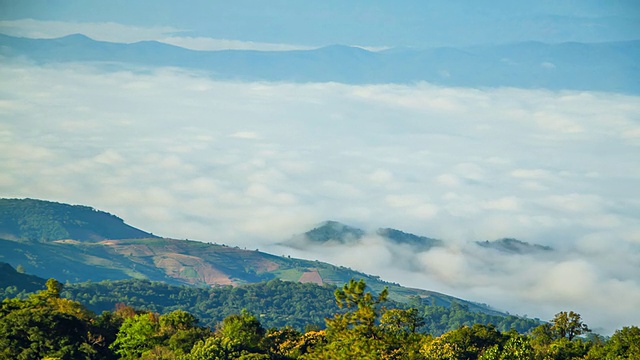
xmin=299 ymin=220 xmax=366 ymax=245
xmin=0 ymin=262 xmax=46 ymax=294
xmin=0 ymin=198 xmax=497 ymax=313
xmin=284 ymin=221 xmax=444 ymax=253
xmin=0 ymin=198 xmax=155 ymax=242
xmin=376 ymin=228 xmax=443 ymax=251
xmin=1 ymin=34 xmax=638 ymax=94
xmin=476 ymin=238 xmax=553 ymax=254
xmin=288 ymin=220 xmax=550 ymax=256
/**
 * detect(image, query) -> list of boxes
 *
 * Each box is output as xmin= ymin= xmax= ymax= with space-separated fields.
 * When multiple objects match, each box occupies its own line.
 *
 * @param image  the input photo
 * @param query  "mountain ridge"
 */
xmin=283 ymin=220 xmax=548 ymax=255
xmin=1 ymin=33 xmax=638 ymax=93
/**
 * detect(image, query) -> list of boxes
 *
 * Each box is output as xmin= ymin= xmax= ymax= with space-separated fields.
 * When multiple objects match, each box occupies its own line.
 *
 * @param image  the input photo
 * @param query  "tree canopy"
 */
xmin=1 ymin=277 xmax=638 ymax=359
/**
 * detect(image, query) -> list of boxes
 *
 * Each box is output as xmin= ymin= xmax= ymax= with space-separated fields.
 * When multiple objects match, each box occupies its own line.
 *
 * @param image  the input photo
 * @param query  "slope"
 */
xmin=0 ymin=198 xmax=499 ymax=314
xmin=0 ymin=198 xmax=155 ymax=242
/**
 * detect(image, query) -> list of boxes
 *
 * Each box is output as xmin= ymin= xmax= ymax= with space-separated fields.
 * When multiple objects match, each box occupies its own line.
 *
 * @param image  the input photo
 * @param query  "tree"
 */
xmin=479 ymin=333 xmax=534 ymax=360
xmin=158 ymin=310 xmax=209 ymax=355
xmin=422 ymin=324 xmax=505 ymax=360
xmin=160 ymin=310 xmax=198 ymax=332
xmin=43 ymin=278 xmax=64 ymax=299
xmin=380 ymin=308 xmax=425 ymax=335
xmin=185 ymin=336 xmax=241 ymax=360
xmin=328 ymin=278 xmax=388 ymax=338
xmin=304 ymin=279 xmax=430 ymax=359
xmin=217 ymin=310 xmax=265 ymax=351
xmin=551 ymin=311 xmax=590 ymax=341
xmin=262 ymin=327 xmax=302 ymax=358
xmin=0 ymin=285 xmax=107 ymax=360
xmin=587 ymin=326 xmax=640 ymax=359
xmin=110 ymin=313 xmax=160 ymax=359
xmin=380 ymin=308 xmax=427 ymax=359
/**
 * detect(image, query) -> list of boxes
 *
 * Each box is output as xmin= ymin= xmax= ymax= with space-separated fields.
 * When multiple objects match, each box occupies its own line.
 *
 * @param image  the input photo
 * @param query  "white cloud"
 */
xmin=1 ymin=61 xmax=639 ymax=333
xmin=483 ymin=197 xmax=520 ymax=211
xmin=541 ymin=62 xmax=556 ymax=69
xmin=229 ymin=131 xmax=261 ymax=139
xmin=160 ymin=36 xmax=316 ymax=51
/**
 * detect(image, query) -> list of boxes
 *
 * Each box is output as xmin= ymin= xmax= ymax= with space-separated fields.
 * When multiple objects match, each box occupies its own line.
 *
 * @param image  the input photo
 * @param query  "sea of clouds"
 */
xmin=1 ymin=60 xmax=639 ymax=333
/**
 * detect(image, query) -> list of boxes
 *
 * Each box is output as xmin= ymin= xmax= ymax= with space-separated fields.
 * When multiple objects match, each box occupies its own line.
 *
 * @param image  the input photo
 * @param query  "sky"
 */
xmin=1 ymin=1 xmax=639 ymax=334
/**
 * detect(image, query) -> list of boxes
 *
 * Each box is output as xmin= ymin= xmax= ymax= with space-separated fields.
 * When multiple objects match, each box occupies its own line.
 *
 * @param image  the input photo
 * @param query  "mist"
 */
xmin=1 ymin=60 xmax=639 ymax=333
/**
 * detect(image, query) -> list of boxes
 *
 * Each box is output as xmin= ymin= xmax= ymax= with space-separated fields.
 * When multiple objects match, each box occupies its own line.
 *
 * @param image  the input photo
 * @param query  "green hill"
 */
xmin=0 ymin=198 xmax=500 ymax=314
xmin=0 ymin=262 xmax=46 ymax=295
xmin=0 ymin=198 xmax=155 ymax=242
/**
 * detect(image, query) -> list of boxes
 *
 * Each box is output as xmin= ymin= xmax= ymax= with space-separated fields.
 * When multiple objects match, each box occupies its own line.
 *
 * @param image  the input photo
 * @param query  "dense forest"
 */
xmin=0 ymin=269 xmax=539 ymax=335
xmin=1 ymin=277 xmax=638 ymax=359
xmin=60 ymin=278 xmax=539 ymax=335
xmin=0 ymin=258 xmax=539 ymax=336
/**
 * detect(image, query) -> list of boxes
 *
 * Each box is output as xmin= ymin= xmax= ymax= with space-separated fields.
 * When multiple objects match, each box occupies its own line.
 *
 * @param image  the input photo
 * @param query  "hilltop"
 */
xmin=0 ymin=198 xmax=155 ymax=242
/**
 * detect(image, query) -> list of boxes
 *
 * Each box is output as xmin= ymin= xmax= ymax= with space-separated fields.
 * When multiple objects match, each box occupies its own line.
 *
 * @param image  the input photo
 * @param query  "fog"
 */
xmin=1 ymin=61 xmax=639 ymax=333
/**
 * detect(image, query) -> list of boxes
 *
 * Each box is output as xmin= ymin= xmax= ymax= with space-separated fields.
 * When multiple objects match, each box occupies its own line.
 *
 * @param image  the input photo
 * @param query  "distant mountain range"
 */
xmin=0 ymin=198 xmax=502 ymax=314
xmin=284 ymin=220 xmax=551 ymax=255
xmin=284 ymin=220 xmax=444 ymax=253
xmin=1 ymin=34 xmax=638 ymax=94
xmin=476 ymin=238 xmax=553 ymax=254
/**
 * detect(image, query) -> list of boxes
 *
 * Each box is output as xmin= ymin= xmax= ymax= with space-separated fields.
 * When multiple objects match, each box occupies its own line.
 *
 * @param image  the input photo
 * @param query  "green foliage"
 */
xmin=380 ymin=308 xmax=425 ymax=334
xmin=218 ymin=310 xmax=266 ymax=351
xmin=551 ymin=311 xmax=591 ymax=341
xmin=110 ymin=313 xmax=160 ymax=359
xmin=55 ymin=276 xmax=540 ymax=334
xmin=607 ymin=326 xmax=640 ymax=358
xmin=0 ymin=277 xmax=636 ymax=360
xmin=329 ymin=279 xmax=388 ymax=337
xmin=307 ymin=279 xmax=426 ymax=359
xmin=420 ymin=301 xmax=539 ymax=336
xmin=479 ymin=334 xmax=535 ymax=360
xmin=186 ymin=336 xmax=255 ymax=360
xmin=586 ymin=326 xmax=640 ymax=359
xmin=0 ymin=284 xmax=115 ymax=360
xmin=63 ymin=278 xmax=339 ymax=331
xmin=422 ymin=324 xmax=506 ymax=360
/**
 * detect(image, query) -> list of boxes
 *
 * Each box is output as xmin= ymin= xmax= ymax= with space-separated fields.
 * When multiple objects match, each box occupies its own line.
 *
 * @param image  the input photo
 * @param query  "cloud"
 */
xmin=229 ymin=131 xmax=261 ymax=140
xmin=160 ymin=36 xmax=317 ymax=51
xmin=1 ymin=60 xmax=639 ymax=333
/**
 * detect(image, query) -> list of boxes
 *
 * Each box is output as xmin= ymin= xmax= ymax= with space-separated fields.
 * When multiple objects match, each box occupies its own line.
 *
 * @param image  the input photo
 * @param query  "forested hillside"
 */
xmin=0 ymin=263 xmax=539 ymax=335
xmin=1 ymin=277 xmax=638 ymax=359
xmin=0 ymin=198 xmax=503 ymax=314
xmin=0 ymin=198 xmax=155 ymax=242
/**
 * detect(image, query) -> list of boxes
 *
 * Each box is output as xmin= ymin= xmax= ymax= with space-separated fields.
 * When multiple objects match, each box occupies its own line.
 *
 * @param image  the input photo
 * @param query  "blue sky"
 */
xmin=1 ymin=0 xmax=639 ymax=47
xmin=1 ymin=1 xmax=639 ymax=333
